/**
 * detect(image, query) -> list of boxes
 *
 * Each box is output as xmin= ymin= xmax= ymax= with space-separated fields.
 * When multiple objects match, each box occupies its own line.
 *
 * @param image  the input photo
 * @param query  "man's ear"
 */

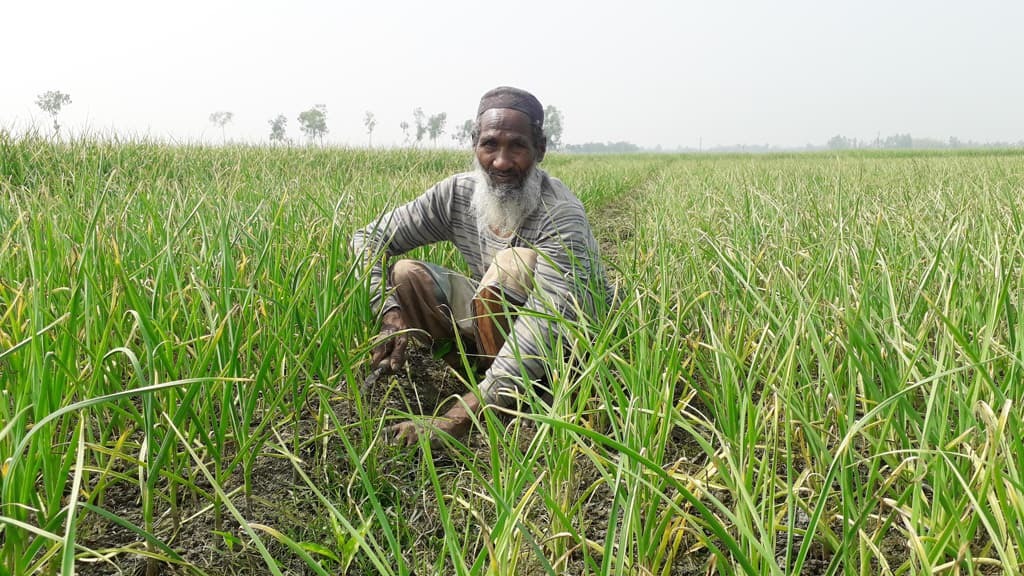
xmin=536 ymin=136 xmax=547 ymax=163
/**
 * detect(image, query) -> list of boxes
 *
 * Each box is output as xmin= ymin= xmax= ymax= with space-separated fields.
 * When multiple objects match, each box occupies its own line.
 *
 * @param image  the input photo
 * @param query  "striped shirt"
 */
xmin=351 ymin=168 xmax=609 ymax=405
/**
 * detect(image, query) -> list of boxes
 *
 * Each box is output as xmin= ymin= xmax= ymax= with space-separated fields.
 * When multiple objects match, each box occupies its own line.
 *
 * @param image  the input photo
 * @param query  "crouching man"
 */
xmin=351 ymin=86 xmax=609 ymax=448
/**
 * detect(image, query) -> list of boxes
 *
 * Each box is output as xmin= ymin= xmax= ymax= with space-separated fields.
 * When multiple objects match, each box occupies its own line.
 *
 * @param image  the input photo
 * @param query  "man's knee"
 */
xmin=480 ymin=248 xmax=538 ymax=304
xmin=472 ymin=249 xmax=539 ymax=357
xmin=388 ymin=259 xmax=439 ymax=313
xmin=387 ymin=259 xmax=458 ymax=342
xmin=390 ymin=259 xmax=423 ymax=286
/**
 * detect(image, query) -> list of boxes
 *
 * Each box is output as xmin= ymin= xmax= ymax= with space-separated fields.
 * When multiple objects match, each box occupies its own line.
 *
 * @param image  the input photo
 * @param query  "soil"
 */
xmin=74 ymin=344 xmax=467 ymax=576
xmin=70 ymin=343 xmax=934 ymax=576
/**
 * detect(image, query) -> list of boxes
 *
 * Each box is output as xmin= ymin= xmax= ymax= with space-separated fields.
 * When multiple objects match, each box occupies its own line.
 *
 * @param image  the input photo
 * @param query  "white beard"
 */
xmin=471 ymin=158 xmax=543 ymax=236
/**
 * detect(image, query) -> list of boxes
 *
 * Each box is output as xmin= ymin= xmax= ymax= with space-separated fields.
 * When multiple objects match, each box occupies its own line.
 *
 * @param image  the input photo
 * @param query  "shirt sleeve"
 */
xmin=350 ymin=177 xmax=457 ymax=315
xmin=478 ymin=199 xmax=601 ymax=406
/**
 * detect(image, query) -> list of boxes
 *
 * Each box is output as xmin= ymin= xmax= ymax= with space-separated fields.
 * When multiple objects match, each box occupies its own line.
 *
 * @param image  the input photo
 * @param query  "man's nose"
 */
xmin=492 ymin=148 xmax=513 ymax=171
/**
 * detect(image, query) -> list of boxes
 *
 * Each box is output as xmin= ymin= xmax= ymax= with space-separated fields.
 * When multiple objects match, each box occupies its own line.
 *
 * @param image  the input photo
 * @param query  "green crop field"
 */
xmin=1 ymin=133 xmax=1023 ymax=575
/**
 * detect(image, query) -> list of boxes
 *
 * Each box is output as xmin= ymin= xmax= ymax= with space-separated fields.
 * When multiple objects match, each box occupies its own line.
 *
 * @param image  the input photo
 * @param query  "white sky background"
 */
xmin=2 ymin=0 xmax=1022 ymax=149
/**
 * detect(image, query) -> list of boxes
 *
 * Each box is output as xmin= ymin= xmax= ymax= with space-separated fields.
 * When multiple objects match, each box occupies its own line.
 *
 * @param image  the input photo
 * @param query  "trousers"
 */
xmin=388 ymin=247 xmax=538 ymax=372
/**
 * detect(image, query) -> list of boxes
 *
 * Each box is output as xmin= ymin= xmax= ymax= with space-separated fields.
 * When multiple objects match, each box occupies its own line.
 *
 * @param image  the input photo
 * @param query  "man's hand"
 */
xmin=389 ymin=393 xmax=480 ymax=450
xmin=371 ymin=308 xmax=409 ymax=373
xmin=389 ymin=418 xmax=465 ymax=451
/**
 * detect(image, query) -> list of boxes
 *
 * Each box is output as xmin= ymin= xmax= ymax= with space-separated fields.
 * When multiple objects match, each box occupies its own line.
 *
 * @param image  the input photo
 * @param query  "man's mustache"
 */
xmin=488 ymin=169 xmax=520 ymax=181
xmin=486 ymin=170 xmax=527 ymax=194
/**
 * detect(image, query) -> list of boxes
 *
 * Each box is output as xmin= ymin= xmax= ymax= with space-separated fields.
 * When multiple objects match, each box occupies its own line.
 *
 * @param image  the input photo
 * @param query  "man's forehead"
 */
xmin=477 ymin=108 xmax=534 ymax=136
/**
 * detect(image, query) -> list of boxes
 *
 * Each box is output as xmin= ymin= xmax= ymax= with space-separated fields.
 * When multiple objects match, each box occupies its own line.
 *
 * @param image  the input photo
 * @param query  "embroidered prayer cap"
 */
xmin=477 ymin=87 xmax=544 ymax=128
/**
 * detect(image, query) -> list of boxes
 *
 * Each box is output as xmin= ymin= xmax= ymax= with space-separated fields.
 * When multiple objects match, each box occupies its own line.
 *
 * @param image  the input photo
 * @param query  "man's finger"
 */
xmin=385 ymin=422 xmax=403 ymax=444
xmin=401 ymin=427 xmax=419 ymax=446
xmin=389 ymin=334 xmax=409 ymax=372
xmin=388 ymin=421 xmax=418 ymax=446
xmin=370 ymin=322 xmax=402 ymax=369
xmin=370 ymin=343 xmax=391 ymax=369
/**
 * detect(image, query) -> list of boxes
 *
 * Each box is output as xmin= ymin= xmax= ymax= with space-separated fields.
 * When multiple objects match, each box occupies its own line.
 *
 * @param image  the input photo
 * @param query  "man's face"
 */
xmin=474 ymin=108 xmax=543 ymax=192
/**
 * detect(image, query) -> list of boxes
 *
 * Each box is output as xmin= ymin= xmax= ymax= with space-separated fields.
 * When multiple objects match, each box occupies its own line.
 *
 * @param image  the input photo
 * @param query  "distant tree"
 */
xmin=268 ymin=114 xmax=288 ymax=144
xmin=564 ymin=141 xmax=641 ymax=154
xmin=298 ymin=104 xmax=329 ymax=145
xmin=827 ymin=134 xmax=851 ymax=150
xmin=427 ymin=112 xmax=447 ymax=146
xmin=452 ymin=119 xmax=474 ymax=147
xmin=36 ymin=90 xmax=72 ymax=137
xmin=543 ymin=105 xmax=564 ymax=150
xmin=882 ymin=133 xmax=912 ymax=149
xmin=399 ymin=120 xmax=411 ymax=144
xmin=364 ymin=111 xmax=377 ymax=147
xmin=209 ymin=111 xmax=233 ymax=143
xmin=913 ymin=137 xmax=947 ymax=149
xmin=412 ymin=108 xmax=427 ymax=145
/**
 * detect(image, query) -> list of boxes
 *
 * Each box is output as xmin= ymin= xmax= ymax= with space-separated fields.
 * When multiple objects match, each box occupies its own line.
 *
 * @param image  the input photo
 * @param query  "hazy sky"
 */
xmin=4 ymin=0 xmax=1023 ymax=149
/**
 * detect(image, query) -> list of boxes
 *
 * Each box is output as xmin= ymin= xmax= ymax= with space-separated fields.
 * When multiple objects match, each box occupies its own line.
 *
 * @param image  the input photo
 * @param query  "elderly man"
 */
xmin=352 ymin=86 xmax=608 ymax=447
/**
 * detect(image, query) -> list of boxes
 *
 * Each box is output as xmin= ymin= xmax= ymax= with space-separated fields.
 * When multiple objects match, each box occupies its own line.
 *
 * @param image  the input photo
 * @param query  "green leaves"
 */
xmin=2 ymin=140 xmax=1023 ymax=574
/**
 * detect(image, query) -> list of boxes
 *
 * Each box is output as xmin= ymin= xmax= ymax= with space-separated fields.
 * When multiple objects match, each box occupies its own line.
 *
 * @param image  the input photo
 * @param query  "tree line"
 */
xmin=827 ymin=133 xmax=1024 ymax=151
xmin=30 ymin=90 xmax=566 ymax=150
xmin=45 ymin=90 xmax=1020 ymax=152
